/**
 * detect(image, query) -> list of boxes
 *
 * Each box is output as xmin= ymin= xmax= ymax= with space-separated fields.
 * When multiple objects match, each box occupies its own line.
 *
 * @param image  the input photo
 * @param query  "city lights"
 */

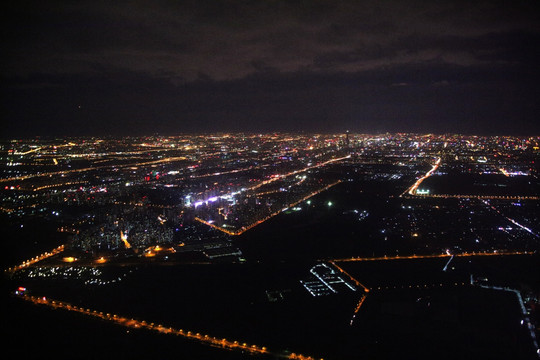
xmin=3 ymin=133 xmax=539 ymax=360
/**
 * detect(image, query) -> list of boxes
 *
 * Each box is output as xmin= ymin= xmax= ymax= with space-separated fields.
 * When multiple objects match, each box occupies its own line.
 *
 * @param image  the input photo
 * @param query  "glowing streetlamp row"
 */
xmin=5 ymin=245 xmax=65 ymax=273
xmin=195 ymin=180 xmax=342 ymax=236
xmin=15 ymin=293 xmax=321 ymax=360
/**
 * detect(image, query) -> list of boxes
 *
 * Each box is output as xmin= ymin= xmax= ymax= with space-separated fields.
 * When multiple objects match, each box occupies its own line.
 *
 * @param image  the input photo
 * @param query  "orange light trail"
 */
xmin=288 ymin=353 xmax=320 ymax=360
xmin=13 ymin=147 xmax=42 ymax=155
xmin=5 ymin=245 xmax=65 ymax=273
xmin=403 ymin=194 xmax=540 ymax=200
xmin=331 ymin=251 xmax=533 ymax=326
xmin=403 ymin=157 xmax=441 ymax=196
xmin=0 ymin=156 xmax=187 ymax=183
xmin=329 ymin=261 xmax=369 ymax=293
xmin=195 ymin=180 xmax=342 ymax=236
xmin=188 ymin=163 xmax=271 ymax=179
xmin=353 ymin=295 xmax=368 ymax=314
xmin=32 ymin=181 xmax=87 ymax=191
xmin=349 ymin=294 xmax=368 ymax=326
xmin=331 ymin=250 xmax=532 ymax=263
xmin=330 ymin=261 xmax=370 ymax=326
xmin=195 ymin=154 xmax=349 ymax=204
xmin=15 ymin=293 xmax=319 ymax=359
xmin=249 ymin=155 xmax=349 ymax=192
xmin=120 ymin=230 xmax=131 ymax=249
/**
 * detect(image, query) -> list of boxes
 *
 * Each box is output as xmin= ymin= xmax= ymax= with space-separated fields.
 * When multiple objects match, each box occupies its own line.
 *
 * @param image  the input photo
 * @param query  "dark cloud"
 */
xmin=2 ymin=0 xmax=540 ymax=136
xmin=4 ymin=0 xmax=539 ymax=80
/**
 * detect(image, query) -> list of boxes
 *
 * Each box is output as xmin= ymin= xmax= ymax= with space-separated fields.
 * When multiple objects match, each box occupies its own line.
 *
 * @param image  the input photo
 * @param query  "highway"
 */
xmin=404 ymin=193 xmax=540 ymax=200
xmin=329 ymin=261 xmax=371 ymax=327
xmin=6 ymin=241 xmax=534 ymax=359
xmin=402 ymin=157 xmax=441 ymax=196
xmin=350 ymin=294 xmax=368 ymax=326
xmin=5 ymin=245 xmax=64 ymax=274
xmin=330 ymin=250 xmax=534 ymax=331
xmin=442 ymin=255 xmax=454 ymax=272
xmin=399 ymin=156 xmax=540 ymax=200
xmin=473 ymin=276 xmax=540 ymax=358
xmin=0 ymin=156 xmax=188 ymax=183
xmin=188 ymin=163 xmax=272 ymax=179
xmin=481 ymin=199 xmax=539 ymax=238
xmin=331 ymin=250 xmax=533 ymax=263
xmin=247 ymin=155 xmax=350 ymax=192
xmin=13 ymin=292 xmax=320 ymax=360
xmin=329 ymin=261 xmax=370 ymax=293
xmin=192 ymin=155 xmax=350 ymax=207
xmin=195 ymin=180 xmax=342 ymax=236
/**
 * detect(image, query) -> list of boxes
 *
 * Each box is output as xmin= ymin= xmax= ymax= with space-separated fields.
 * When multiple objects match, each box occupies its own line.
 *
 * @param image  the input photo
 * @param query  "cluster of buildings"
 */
xmin=0 ymin=133 xmax=538 ymax=259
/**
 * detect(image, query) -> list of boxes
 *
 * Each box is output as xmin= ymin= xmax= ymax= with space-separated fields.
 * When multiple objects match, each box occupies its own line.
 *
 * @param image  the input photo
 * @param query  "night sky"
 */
xmin=2 ymin=0 xmax=539 ymax=137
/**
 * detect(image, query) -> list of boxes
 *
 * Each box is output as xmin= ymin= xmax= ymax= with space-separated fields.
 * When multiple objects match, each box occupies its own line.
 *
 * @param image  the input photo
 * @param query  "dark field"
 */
xmin=3 ymin=178 xmax=539 ymax=359
xmin=421 ymin=174 xmax=540 ymax=197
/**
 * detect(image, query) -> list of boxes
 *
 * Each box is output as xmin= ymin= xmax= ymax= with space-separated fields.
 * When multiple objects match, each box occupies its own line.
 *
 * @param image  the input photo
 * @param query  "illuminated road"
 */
xmin=329 ymin=261 xmax=371 ymax=327
xmin=330 ymin=251 xmax=534 ymax=329
xmin=31 ymin=180 xmax=87 ymax=191
xmin=13 ymin=147 xmax=42 ymax=155
xmin=0 ymin=156 xmax=188 ymax=183
xmin=192 ymin=155 xmax=350 ymax=206
xmin=402 ymin=157 xmax=441 ymax=196
xmin=404 ymin=194 xmax=540 ymax=200
xmin=5 ymin=245 xmax=64 ymax=273
xmin=401 ymin=157 xmax=539 ymax=200
xmin=472 ymin=277 xmax=540 ymax=357
xmin=349 ymin=294 xmax=368 ymax=326
xmin=14 ymin=293 xmax=320 ymax=360
xmin=331 ymin=250 xmax=532 ymax=263
xmin=481 ymin=199 xmax=539 ymax=238
xmin=248 ymin=155 xmax=350 ymax=192
xmin=196 ymin=180 xmax=342 ymax=236
xmin=7 ymin=249 xmax=535 ymax=359
xmin=188 ymin=163 xmax=272 ymax=179
xmin=442 ymin=255 xmax=454 ymax=272
xmin=373 ymin=281 xmax=468 ymax=291
xmin=329 ymin=261 xmax=369 ymax=293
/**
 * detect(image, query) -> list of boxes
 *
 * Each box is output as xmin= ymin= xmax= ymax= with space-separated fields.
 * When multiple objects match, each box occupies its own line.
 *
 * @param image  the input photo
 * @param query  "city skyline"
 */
xmin=3 ymin=133 xmax=539 ymax=359
xmin=2 ymin=1 xmax=540 ymax=358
